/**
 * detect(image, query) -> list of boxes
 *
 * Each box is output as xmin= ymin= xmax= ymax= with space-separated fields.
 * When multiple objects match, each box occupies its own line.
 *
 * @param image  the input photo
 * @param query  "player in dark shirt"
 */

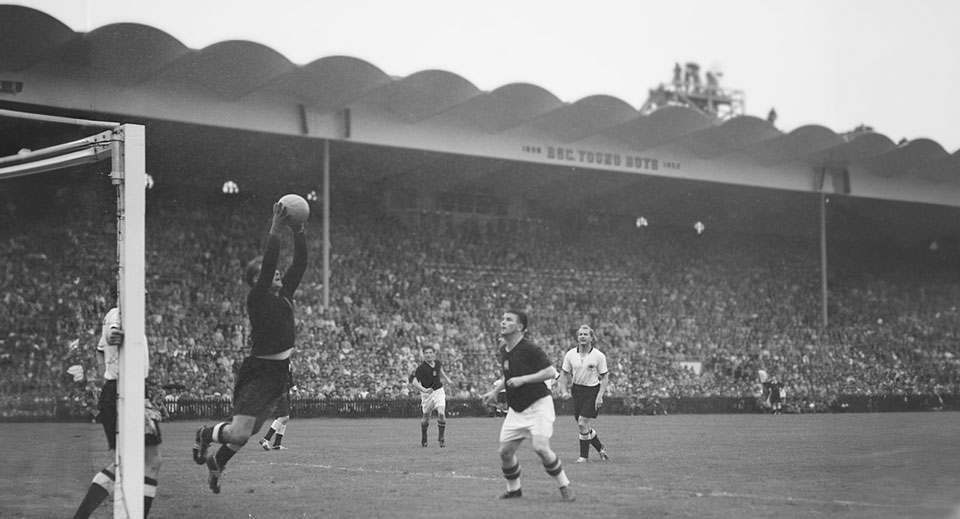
xmin=193 ymin=200 xmax=307 ymax=493
xmin=409 ymin=345 xmax=454 ymax=447
xmin=482 ymin=310 xmax=574 ymax=502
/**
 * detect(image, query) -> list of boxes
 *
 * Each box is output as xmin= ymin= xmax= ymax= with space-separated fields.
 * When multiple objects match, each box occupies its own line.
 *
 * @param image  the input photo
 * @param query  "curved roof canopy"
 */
xmin=1 ymin=4 xmax=958 ymax=241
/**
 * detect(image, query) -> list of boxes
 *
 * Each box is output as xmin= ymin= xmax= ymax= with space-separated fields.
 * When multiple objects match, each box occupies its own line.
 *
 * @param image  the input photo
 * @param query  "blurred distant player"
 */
xmin=260 ymin=368 xmax=296 ymax=450
xmin=763 ymin=376 xmax=784 ymax=415
xmin=193 ymin=200 xmax=306 ymax=494
xmin=409 ymin=345 xmax=454 ymax=447
xmin=482 ymin=310 xmax=574 ymax=502
xmin=559 ymin=324 xmax=610 ymax=463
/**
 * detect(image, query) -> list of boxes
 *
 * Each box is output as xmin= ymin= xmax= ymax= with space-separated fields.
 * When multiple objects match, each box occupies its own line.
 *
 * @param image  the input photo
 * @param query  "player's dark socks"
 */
xmin=144 ymin=476 xmax=158 ymax=518
xmin=590 ymin=430 xmax=604 ymax=452
xmin=502 ymin=462 xmax=521 ymax=481
xmin=214 ymin=444 xmax=236 ymax=469
xmin=421 ymin=423 xmax=428 ymax=445
xmin=274 ymin=433 xmax=283 ymax=447
xmin=72 ymin=483 xmax=109 ymax=519
xmin=544 ymin=456 xmax=564 ymax=477
xmin=72 ymin=469 xmax=113 ymax=519
xmin=263 ymin=428 xmax=276 ymax=442
xmin=437 ymin=420 xmax=446 ymax=443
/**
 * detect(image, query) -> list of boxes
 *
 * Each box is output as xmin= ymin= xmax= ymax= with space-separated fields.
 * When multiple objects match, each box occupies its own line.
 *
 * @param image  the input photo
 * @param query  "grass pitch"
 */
xmin=3 ymin=413 xmax=959 ymax=519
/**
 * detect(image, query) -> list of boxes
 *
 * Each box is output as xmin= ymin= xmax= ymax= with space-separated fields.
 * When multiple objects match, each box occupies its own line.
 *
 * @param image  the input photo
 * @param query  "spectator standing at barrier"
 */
xmin=73 ymin=295 xmax=163 ymax=518
xmin=409 ymin=344 xmax=455 ymax=447
xmin=192 ymin=201 xmax=307 ymax=494
xmin=559 ymin=324 xmax=610 ymax=463
xmin=481 ymin=310 xmax=574 ymax=502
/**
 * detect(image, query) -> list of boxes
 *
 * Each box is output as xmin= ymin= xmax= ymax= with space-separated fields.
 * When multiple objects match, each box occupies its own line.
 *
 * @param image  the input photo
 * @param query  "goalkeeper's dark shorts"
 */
xmin=98 ymin=379 xmax=163 ymax=450
xmin=232 ymin=356 xmax=291 ymax=423
xmin=571 ymin=383 xmax=602 ymax=420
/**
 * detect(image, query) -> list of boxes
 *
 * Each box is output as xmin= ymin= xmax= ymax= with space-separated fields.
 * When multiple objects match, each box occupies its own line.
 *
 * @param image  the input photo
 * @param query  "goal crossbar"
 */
xmin=0 ymin=107 xmax=120 ymax=127
xmin=0 ymin=145 xmax=112 ymax=179
xmin=0 ymin=131 xmax=113 ymax=169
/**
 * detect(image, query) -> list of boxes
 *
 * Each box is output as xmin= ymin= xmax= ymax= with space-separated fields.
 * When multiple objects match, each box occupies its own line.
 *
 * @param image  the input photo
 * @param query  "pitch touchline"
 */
xmin=267 ymin=461 xmax=951 ymax=511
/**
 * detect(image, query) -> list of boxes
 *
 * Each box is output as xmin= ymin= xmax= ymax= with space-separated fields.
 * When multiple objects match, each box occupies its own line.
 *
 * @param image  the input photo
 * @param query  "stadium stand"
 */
xmin=1 ymin=176 xmax=958 ymax=419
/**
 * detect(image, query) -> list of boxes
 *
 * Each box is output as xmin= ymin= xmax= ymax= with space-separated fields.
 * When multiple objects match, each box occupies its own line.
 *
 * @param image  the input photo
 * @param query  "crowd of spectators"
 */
xmin=2 ymin=181 xmax=959 ymax=417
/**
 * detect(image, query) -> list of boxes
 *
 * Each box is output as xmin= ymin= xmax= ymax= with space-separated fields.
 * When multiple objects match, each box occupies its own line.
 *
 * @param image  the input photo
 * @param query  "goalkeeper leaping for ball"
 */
xmin=193 ymin=200 xmax=307 ymax=494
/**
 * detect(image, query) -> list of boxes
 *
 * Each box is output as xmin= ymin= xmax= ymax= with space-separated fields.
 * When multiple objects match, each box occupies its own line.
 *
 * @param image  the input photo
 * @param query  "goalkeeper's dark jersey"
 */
xmin=247 ymin=232 xmax=307 ymax=357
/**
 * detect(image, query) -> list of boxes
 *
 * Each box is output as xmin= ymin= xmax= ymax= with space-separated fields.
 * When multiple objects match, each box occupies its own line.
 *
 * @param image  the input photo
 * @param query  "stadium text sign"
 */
xmin=521 ymin=144 xmax=681 ymax=172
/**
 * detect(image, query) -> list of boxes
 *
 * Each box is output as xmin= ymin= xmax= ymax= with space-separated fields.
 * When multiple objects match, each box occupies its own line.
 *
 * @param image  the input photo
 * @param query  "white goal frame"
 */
xmin=0 ymin=108 xmax=147 ymax=519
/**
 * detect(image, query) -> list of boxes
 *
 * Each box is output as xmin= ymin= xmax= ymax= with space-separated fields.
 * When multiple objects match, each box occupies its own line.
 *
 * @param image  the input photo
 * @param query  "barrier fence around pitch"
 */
xmin=1 ymin=395 xmax=956 ymax=422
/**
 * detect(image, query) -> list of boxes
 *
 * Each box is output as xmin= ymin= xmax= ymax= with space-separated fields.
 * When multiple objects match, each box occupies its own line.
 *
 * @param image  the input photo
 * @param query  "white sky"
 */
xmin=13 ymin=0 xmax=960 ymax=152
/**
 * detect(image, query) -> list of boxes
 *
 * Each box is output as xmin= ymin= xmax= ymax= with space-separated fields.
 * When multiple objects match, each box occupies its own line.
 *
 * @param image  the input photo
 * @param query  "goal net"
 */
xmin=0 ymin=108 xmax=147 ymax=519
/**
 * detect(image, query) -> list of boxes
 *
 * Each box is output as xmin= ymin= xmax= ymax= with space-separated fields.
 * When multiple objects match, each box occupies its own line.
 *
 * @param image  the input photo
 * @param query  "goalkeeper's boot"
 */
xmin=193 ymin=426 xmax=211 ymax=465
xmin=259 ymin=438 xmax=271 ymax=451
xmin=599 ymin=447 xmax=610 ymax=461
xmin=559 ymin=485 xmax=576 ymax=502
xmin=206 ymin=455 xmax=222 ymax=494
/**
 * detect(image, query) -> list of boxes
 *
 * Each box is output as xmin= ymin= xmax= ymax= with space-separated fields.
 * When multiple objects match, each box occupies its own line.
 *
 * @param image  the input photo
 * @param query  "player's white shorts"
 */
xmin=420 ymin=387 xmax=446 ymax=414
xmin=499 ymin=395 xmax=555 ymax=442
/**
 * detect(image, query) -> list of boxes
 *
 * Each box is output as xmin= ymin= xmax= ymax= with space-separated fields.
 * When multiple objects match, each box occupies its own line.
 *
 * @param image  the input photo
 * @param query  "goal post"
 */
xmin=113 ymin=123 xmax=147 ymax=519
xmin=0 ymin=110 xmax=147 ymax=519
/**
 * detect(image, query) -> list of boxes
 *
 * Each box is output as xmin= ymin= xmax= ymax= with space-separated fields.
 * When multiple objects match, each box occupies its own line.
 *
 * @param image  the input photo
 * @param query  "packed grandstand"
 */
xmin=2 ymin=168 xmax=958 ymax=419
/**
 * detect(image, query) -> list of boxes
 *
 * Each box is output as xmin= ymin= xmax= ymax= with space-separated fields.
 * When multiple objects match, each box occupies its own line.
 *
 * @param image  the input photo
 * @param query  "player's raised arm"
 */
xmin=281 ymin=220 xmax=307 ymax=297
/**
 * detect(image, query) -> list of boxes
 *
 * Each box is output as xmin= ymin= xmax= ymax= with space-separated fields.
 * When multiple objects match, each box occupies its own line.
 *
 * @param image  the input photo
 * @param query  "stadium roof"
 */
xmin=1 ymin=4 xmax=959 ymax=246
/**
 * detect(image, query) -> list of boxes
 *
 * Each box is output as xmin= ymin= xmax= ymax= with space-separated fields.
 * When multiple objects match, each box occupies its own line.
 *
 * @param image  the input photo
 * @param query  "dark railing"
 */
xmin=1 ymin=394 xmax=956 ymax=422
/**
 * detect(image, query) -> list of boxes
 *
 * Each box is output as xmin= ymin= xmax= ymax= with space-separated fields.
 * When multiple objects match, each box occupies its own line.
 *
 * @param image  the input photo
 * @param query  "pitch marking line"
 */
xmin=267 ymin=461 xmax=954 ymax=512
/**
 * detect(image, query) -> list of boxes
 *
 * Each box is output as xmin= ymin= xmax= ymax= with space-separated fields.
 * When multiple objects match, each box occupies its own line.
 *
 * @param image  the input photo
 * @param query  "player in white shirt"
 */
xmin=559 ymin=324 xmax=610 ymax=463
xmin=72 ymin=300 xmax=163 ymax=518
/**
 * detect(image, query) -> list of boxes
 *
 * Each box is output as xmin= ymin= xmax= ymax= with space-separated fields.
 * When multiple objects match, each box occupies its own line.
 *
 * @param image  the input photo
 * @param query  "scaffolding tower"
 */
xmin=640 ymin=62 xmax=745 ymax=121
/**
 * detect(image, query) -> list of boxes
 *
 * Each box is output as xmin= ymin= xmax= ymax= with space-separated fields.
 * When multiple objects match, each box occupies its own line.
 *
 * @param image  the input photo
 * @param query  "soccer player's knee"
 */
xmin=146 ymin=448 xmax=162 ymax=471
xmin=146 ymin=458 xmax=162 ymax=477
xmin=531 ymin=442 xmax=554 ymax=460
xmin=498 ymin=445 xmax=516 ymax=461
